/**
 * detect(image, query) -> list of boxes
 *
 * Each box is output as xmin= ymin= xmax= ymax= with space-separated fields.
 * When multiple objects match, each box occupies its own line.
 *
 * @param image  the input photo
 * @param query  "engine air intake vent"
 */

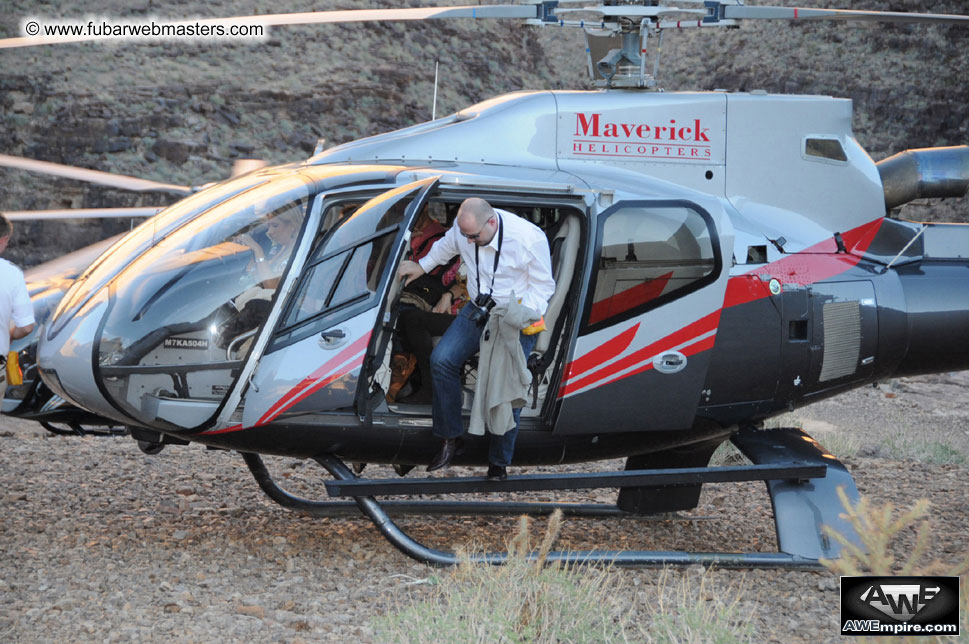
xmin=819 ymin=301 xmax=861 ymax=382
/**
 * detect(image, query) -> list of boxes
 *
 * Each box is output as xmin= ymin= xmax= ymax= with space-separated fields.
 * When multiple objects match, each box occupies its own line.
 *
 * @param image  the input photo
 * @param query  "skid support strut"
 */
xmin=242 ymin=451 xmax=634 ymax=519
xmin=241 ymin=425 xmax=862 ymax=569
xmin=312 ymin=454 xmax=823 ymax=569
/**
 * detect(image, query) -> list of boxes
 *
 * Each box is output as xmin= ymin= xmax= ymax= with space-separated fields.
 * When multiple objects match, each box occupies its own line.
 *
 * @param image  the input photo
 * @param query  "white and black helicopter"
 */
xmin=0 ymin=159 xmax=257 ymax=437
xmin=3 ymin=1 xmax=969 ymax=568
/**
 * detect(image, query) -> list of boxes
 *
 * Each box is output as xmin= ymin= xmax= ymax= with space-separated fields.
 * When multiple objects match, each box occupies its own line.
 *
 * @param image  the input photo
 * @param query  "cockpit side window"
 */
xmin=280 ymin=236 xmax=391 ymax=330
xmin=270 ymin=195 xmax=406 ymax=350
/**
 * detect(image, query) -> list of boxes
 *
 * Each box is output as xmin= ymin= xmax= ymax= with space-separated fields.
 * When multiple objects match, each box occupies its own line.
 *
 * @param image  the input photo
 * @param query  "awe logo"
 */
xmin=840 ymin=576 xmax=960 ymax=637
xmin=859 ymin=583 xmax=939 ymax=621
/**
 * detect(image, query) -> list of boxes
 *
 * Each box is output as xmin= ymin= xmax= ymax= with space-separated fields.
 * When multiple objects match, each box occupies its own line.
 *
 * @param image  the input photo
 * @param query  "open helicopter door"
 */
xmin=236 ymin=178 xmax=437 ymax=427
xmin=554 ymin=199 xmax=729 ymax=434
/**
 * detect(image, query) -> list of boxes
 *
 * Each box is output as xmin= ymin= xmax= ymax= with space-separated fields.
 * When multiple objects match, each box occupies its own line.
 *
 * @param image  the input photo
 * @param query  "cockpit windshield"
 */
xmin=93 ymin=176 xmax=311 ymax=430
xmin=49 ymin=171 xmax=273 ymax=341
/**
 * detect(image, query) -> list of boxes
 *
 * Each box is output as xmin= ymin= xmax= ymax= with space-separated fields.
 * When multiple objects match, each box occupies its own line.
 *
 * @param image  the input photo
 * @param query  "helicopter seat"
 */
xmin=535 ymin=214 xmax=580 ymax=356
xmin=516 ymin=213 xmax=581 ymax=415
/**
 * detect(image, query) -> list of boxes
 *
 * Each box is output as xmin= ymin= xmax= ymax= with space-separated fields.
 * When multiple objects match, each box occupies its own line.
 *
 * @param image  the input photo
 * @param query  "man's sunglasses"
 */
xmin=462 ymin=217 xmax=492 ymax=240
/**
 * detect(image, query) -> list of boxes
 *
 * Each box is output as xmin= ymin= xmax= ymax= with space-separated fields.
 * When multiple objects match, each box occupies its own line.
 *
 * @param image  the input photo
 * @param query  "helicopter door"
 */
xmin=240 ymin=178 xmax=437 ymax=427
xmin=554 ymin=200 xmax=727 ymax=434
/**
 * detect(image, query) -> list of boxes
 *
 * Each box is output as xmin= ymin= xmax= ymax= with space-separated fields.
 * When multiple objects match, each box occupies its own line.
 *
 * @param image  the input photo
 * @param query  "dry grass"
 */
xmin=375 ymin=510 xmax=755 ymax=643
xmin=641 ymin=567 xmax=755 ymax=644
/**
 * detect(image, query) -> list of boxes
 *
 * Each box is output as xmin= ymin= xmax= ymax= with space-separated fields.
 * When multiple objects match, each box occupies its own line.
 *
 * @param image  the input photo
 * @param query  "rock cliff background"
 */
xmin=1 ymin=0 xmax=967 ymax=267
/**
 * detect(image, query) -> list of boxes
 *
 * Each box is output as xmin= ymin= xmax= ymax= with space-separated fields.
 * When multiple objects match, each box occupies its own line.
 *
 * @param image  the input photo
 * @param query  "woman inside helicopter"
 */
xmin=392 ymin=271 xmax=468 ymax=404
xmin=233 ymin=204 xmax=302 ymax=292
xmin=220 ymin=202 xmax=305 ymax=353
xmin=387 ymin=205 xmax=465 ymax=403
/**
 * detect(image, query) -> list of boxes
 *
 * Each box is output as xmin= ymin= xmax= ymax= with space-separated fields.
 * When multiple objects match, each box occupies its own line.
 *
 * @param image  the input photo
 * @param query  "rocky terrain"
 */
xmin=0 ymin=372 xmax=967 ymax=643
xmin=1 ymin=0 xmax=967 ymax=266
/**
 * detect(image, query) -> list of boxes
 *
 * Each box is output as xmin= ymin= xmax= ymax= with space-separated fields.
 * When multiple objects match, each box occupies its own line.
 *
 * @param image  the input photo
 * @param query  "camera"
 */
xmin=468 ymin=293 xmax=496 ymax=327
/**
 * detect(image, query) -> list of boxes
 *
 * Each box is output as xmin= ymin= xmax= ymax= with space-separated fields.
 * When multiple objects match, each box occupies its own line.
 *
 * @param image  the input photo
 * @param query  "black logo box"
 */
xmin=841 ymin=576 xmax=960 ymax=635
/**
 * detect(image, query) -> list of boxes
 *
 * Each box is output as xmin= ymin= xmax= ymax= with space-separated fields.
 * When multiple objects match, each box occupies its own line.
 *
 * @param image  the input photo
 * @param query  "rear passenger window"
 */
xmin=804 ymin=137 xmax=847 ymax=163
xmin=586 ymin=203 xmax=718 ymax=329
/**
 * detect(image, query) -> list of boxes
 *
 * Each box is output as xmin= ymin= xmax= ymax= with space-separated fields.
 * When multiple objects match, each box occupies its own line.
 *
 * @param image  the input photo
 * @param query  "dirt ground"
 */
xmin=1 ymin=371 xmax=967 ymax=643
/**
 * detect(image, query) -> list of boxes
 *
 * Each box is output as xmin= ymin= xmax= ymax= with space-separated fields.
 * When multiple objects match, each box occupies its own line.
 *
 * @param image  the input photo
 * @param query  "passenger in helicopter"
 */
xmin=397 ymin=198 xmax=554 ymax=480
xmin=392 ymin=270 xmax=469 ymax=405
xmin=234 ymin=205 xmax=302 ymax=293
xmin=221 ymin=204 xmax=303 ymax=352
xmin=387 ymin=207 xmax=461 ymax=401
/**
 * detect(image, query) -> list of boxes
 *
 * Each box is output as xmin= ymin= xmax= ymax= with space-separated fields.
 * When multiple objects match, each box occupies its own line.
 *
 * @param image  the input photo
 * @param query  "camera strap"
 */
xmin=474 ymin=213 xmax=503 ymax=300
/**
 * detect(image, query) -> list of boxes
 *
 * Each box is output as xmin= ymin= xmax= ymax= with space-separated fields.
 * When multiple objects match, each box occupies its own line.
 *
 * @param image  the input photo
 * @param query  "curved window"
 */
xmin=270 ymin=184 xmax=420 ymax=349
xmin=94 ymin=178 xmax=311 ymax=430
xmin=585 ymin=203 xmax=718 ymax=330
xmin=49 ymin=172 xmax=271 ymax=340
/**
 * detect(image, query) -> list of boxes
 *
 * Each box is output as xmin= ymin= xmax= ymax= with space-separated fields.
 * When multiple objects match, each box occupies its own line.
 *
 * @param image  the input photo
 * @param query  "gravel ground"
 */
xmin=1 ymin=373 xmax=967 ymax=643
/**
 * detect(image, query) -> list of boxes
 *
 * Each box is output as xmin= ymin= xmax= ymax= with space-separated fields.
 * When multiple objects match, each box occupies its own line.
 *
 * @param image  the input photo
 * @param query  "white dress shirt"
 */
xmin=0 ymin=258 xmax=34 ymax=355
xmin=418 ymin=209 xmax=555 ymax=315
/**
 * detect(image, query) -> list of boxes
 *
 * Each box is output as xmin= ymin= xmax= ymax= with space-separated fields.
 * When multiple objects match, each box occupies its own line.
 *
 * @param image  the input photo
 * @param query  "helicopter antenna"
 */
xmin=432 ymin=60 xmax=440 ymax=120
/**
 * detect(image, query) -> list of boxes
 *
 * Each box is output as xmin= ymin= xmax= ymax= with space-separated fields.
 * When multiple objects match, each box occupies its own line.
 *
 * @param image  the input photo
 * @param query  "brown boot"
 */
xmin=386 ymin=353 xmax=417 ymax=402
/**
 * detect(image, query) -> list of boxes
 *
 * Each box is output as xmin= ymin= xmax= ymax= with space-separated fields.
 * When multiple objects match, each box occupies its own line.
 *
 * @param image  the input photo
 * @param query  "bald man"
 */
xmin=398 ymin=198 xmax=554 ymax=479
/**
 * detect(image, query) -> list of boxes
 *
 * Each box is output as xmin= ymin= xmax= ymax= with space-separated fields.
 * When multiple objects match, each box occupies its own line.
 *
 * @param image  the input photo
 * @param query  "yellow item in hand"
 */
xmin=6 ymin=351 xmax=23 ymax=386
xmin=522 ymin=316 xmax=546 ymax=336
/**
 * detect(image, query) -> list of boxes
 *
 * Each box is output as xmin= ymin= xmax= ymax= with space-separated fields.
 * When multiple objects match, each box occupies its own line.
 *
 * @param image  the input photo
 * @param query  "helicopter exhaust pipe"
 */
xmin=877 ymin=146 xmax=969 ymax=210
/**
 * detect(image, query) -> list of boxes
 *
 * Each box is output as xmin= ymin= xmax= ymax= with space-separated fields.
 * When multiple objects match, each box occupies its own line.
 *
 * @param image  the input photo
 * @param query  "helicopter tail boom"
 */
xmin=894 ymin=254 xmax=969 ymax=377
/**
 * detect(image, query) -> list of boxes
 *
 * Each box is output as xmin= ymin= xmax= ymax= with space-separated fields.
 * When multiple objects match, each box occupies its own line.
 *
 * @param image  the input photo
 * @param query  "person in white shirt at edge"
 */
xmin=0 ymin=214 xmax=36 ymax=402
xmin=397 ymin=198 xmax=555 ymax=480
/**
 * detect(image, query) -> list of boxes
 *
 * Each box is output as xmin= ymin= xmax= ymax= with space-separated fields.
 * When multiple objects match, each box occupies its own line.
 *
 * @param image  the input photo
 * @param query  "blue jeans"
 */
xmin=429 ymin=305 xmax=537 ymax=467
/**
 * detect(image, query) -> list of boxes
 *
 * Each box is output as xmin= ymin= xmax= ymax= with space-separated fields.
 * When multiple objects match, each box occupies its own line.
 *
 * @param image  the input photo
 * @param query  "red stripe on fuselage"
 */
xmin=205 ymin=423 xmax=243 ymax=435
xmin=557 ymin=217 xmax=885 ymax=399
xmin=725 ymin=218 xmax=884 ymax=309
xmin=564 ymin=322 xmax=640 ymax=381
xmin=257 ymin=358 xmax=362 ymax=426
xmin=595 ymin=331 xmax=717 ymax=391
xmin=257 ymin=332 xmax=371 ymax=425
xmin=559 ymin=310 xmax=720 ymax=398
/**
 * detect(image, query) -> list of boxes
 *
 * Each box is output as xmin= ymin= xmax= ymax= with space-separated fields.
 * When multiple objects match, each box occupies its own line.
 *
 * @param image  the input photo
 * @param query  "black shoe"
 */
xmin=392 ymin=463 xmax=415 ymax=477
xmin=486 ymin=464 xmax=507 ymax=481
xmin=427 ymin=438 xmax=461 ymax=472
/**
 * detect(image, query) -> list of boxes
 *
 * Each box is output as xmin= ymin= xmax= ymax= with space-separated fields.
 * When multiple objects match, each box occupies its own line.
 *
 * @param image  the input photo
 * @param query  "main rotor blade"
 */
xmin=722 ymin=6 xmax=969 ymax=25
xmin=0 ymin=5 xmax=544 ymax=49
xmin=4 ymin=207 xmax=165 ymax=221
xmin=0 ymin=155 xmax=191 ymax=195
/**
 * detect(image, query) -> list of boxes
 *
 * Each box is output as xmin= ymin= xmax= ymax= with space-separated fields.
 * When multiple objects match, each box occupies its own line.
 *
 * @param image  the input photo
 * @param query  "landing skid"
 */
xmin=40 ymin=420 xmax=128 ymax=437
xmin=241 ymin=427 xmax=862 ymax=569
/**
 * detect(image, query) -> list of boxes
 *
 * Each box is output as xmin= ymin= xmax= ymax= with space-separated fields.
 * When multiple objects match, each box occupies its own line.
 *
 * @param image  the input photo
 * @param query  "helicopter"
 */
xmin=2 ymin=231 xmax=128 ymax=435
xmin=0 ymin=158 xmax=266 ymax=438
xmin=3 ymin=1 xmax=969 ymax=568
